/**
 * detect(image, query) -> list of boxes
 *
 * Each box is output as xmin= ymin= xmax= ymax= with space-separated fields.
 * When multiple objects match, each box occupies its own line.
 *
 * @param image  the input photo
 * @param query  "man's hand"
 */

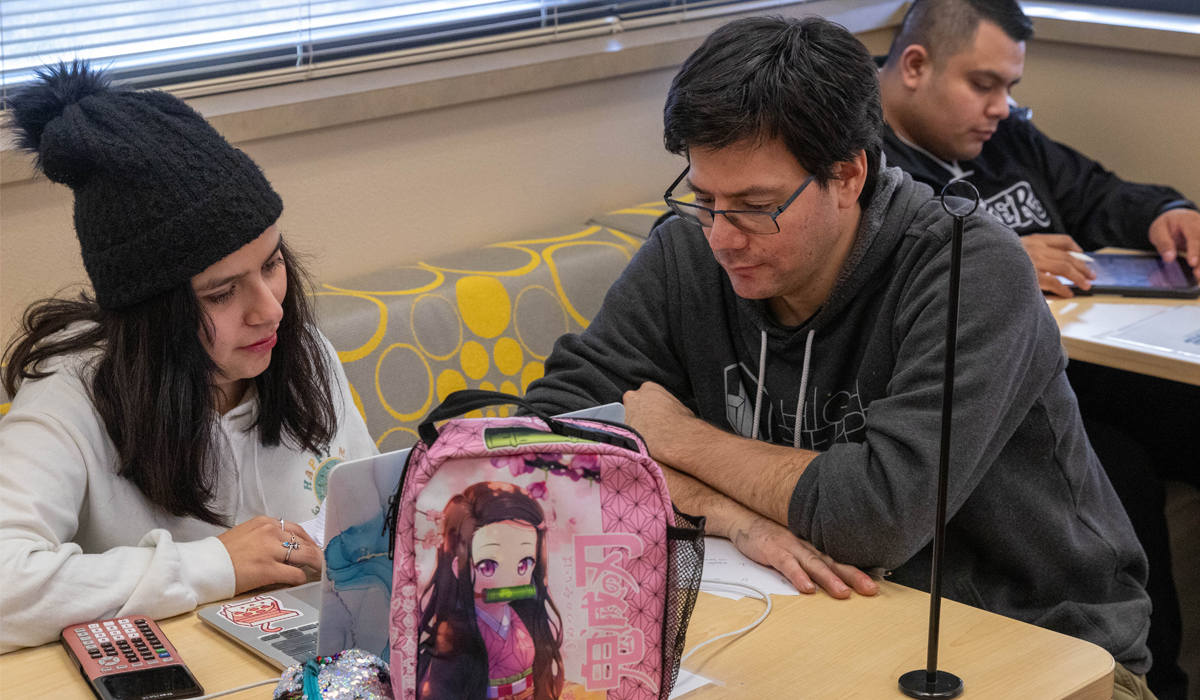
xmin=623 ymin=381 xmax=696 ymax=449
xmin=1149 ymin=208 xmax=1200 ymax=278
xmin=727 ymin=509 xmax=878 ymax=599
xmin=1020 ymin=234 xmax=1094 ymax=298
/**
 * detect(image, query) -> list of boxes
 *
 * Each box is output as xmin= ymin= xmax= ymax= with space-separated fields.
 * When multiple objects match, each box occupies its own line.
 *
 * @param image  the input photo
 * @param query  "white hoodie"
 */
xmin=0 ymin=332 xmax=378 ymax=651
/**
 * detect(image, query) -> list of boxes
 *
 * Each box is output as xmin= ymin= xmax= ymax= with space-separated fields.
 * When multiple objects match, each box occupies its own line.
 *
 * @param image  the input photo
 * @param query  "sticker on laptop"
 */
xmin=216 ymin=595 xmax=301 ymax=633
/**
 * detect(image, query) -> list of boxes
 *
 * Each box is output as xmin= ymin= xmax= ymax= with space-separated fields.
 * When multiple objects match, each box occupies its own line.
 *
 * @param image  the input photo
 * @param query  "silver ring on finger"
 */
xmin=279 ymin=517 xmax=286 ymax=530
xmin=283 ymin=540 xmax=300 ymax=564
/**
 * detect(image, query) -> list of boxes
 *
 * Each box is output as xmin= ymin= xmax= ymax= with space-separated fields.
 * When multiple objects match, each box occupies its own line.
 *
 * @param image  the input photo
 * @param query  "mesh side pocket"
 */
xmin=659 ymin=507 xmax=705 ymax=700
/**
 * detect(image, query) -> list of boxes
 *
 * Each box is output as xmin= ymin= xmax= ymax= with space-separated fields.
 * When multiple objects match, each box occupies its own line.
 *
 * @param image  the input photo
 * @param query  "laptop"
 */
xmin=198 ymin=403 xmax=624 ymax=668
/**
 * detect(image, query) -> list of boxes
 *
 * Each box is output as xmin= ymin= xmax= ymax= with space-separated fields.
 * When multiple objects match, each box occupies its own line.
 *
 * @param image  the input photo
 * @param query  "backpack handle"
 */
xmin=418 ymin=390 xmax=636 ymax=451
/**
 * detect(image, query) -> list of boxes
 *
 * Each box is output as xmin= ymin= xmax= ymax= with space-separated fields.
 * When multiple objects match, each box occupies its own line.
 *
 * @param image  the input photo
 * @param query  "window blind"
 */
xmin=0 ymin=0 xmax=761 ymax=94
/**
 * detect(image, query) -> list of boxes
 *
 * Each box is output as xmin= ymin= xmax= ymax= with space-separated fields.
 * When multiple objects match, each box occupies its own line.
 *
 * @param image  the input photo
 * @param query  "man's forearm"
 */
xmin=655 ymin=416 xmax=818 ymax=527
xmin=659 ymin=463 xmax=756 ymax=539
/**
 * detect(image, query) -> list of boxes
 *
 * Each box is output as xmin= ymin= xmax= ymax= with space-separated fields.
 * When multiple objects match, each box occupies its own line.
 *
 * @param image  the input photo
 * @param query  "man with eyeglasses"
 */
xmin=525 ymin=16 xmax=1152 ymax=695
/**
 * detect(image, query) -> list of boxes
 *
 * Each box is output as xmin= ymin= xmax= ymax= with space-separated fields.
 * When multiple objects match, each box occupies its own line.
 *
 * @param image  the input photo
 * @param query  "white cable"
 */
xmin=681 ymin=580 xmax=772 ymax=664
xmin=193 ymin=677 xmax=278 ymax=700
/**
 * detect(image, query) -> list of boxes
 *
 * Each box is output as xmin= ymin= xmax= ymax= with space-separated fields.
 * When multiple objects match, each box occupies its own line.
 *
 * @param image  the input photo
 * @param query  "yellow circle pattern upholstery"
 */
xmin=313 ymin=226 xmax=646 ymax=453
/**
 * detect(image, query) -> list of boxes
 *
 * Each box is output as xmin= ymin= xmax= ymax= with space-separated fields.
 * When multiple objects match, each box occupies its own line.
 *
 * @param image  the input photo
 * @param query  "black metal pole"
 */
xmin=926 ymin=209 xmax=963 ymax=681
xmin=898 ymin=181 xmax=977 ymax=700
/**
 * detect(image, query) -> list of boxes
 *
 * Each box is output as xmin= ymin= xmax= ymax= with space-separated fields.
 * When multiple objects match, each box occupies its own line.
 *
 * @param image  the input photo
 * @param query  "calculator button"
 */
xmin=118 ymin=619 xmax=129 ymax=623
xmin=116 ymin=664 xmax=128 ymax=669
xmin=76 ymin=630 xmax=87 ymax=636
xmin=158 ymin=652 xmax=171 ymax=658
xmin=89 ymin=623 xmax=100 ymax=628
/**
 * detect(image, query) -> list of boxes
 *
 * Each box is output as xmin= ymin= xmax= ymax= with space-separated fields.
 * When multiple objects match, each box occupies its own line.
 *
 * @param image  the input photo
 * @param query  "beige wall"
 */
xmin=0 ymin=66 xmax=679 ymax=349
xmin=1013 ymin=39 xmax=1200 ymax=205
xmin=3 ymin=26 xmax=1197 ymax=349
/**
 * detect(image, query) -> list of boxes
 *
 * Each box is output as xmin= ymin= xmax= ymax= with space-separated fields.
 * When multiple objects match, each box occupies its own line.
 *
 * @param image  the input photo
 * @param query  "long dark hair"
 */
xmin=1 ymin=241 xmax=336 ymax=526
xmin=417 ymin=482 xmax=564 ymax=700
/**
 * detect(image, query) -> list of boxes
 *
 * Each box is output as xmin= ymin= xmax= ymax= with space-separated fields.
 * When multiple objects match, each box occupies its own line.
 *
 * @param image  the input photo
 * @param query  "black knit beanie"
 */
xmin=7 ymin=62 xmax=283 ymax=309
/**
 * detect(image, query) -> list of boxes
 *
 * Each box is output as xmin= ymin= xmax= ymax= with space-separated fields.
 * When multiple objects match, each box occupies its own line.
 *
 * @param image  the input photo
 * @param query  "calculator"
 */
xmin=61 ymin=617 xmax=203 ymax=700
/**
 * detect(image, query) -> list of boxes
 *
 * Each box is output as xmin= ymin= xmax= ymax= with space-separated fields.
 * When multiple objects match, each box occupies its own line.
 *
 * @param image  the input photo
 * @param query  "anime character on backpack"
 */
xmin=416 ymin=482 xmax=564 ymax=700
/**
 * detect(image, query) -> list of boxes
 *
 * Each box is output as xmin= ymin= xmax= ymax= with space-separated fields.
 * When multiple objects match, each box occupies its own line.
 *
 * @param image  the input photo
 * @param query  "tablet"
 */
xmin=1068 ymin=253 xmax=1200 ymax=299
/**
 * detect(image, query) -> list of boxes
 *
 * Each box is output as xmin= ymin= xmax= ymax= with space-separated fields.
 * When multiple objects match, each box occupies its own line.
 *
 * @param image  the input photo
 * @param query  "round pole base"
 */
xmin=898 ymin=670 xmax=964 ymax=699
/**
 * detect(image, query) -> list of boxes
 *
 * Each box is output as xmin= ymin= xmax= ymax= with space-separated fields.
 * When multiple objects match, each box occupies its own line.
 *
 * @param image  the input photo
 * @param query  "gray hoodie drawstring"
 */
xmin=751 ymin=328 xmax=816 ymax=450
xmin=793 ymin=329 xmax=815 ymax=449
xmin=751 ymin=330 xmax=767 ymax=441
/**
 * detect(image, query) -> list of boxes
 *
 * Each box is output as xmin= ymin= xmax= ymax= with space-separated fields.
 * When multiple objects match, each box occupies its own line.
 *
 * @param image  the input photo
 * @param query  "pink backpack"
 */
xmin=385 ymin=390 xmax=704 ymax=700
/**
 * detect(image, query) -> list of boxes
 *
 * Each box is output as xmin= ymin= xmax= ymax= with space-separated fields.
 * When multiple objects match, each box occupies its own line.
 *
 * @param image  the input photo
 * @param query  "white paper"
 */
xmin=669 ymin=669 xmax=715 ymax=699
xmin=700 ymin=537 xmax=799 ymax=600
xmin=1103 ymin=305 xmax=1200 ymax=359
xmin=299 ymin=508 xmax=325 ymax=549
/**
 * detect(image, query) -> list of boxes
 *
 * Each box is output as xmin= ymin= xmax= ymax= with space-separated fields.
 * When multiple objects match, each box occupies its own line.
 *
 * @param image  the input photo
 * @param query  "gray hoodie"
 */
xmin=525 ymin=166 xmax=1151 ymax=672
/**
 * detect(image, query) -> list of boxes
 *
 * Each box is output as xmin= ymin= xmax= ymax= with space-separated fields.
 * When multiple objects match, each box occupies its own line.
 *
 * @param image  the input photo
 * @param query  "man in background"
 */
xmin=878 ymin=2 xmax=1197 ymax=697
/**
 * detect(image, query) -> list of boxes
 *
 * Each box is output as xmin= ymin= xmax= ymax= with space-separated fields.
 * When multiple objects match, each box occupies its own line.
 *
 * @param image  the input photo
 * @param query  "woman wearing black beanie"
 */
xmin=0 ymin=62 xmax=377 ymax=651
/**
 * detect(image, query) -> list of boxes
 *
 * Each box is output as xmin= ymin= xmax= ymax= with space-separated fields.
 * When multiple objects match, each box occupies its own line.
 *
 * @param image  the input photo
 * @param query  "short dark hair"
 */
xmin=664 ymin=16 xmax=883 ymax=206
xmin=2 ymin=241 xmax=337 ymax=526
xmin=885 ymin=0 xmax=1033 ymax=67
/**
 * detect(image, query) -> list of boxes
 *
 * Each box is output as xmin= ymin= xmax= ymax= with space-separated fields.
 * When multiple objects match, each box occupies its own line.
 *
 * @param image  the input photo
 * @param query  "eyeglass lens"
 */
xmin=667 ymin=201 xmax=779 ymax=234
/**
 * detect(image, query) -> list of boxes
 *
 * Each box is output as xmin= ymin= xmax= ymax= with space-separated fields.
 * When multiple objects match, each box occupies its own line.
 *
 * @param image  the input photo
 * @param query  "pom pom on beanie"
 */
xmin=6 ymin=61 xmax=283 ymax=309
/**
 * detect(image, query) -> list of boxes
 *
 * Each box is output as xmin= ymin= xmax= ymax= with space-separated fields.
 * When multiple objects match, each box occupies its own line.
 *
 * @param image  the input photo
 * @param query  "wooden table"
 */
xmin=0 ymin=583 xmax=1114 ymax=700
xmin=681 ymin=586 xmax=1113 ymax=700
xmin=1049 ymin=294 xmax=1200 ymax=386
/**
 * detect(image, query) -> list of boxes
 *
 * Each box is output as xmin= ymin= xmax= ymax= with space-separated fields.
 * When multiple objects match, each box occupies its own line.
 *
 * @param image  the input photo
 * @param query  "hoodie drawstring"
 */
xmin=751 ymin=330 xmax=767 ymax=441
xmin=751 ymin=328 xmax=815 ymax=450
xmin=793 ymin=330 xmax=815 ymax=449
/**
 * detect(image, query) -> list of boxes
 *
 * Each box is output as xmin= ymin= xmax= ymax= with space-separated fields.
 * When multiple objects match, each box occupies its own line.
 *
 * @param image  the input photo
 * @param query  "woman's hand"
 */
xmin=217 ymin=516 xmax=323 ymax=594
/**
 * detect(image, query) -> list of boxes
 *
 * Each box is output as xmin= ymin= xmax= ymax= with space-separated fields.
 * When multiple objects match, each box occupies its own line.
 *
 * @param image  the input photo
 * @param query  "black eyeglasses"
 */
xmin=664 ymin=166 xmax=815 ymax=235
